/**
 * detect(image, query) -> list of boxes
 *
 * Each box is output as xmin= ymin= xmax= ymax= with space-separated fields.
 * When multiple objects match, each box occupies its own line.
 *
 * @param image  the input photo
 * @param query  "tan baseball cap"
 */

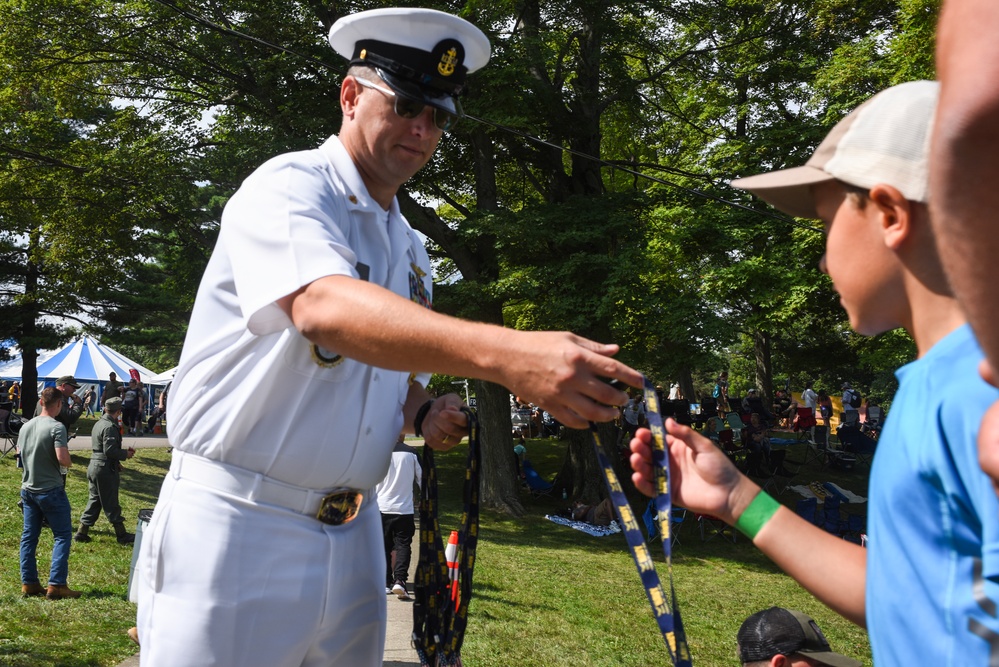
xmin=731 ymin=80 xmax=938 ymax=219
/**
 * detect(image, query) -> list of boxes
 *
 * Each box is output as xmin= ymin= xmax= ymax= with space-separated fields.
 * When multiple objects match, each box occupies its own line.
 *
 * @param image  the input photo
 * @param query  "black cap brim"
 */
xmin=376 ymin=67 xmax=459 ymax=116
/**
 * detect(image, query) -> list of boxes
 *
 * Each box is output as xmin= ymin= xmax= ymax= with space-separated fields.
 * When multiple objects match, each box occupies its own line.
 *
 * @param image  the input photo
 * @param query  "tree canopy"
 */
xmin=0 ymin=0 xmax=939 ymax=510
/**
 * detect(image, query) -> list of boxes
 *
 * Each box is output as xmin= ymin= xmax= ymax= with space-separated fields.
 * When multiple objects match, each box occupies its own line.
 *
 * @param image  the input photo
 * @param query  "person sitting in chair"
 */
xmin=745 ymin=413 xmax=772 ymax=475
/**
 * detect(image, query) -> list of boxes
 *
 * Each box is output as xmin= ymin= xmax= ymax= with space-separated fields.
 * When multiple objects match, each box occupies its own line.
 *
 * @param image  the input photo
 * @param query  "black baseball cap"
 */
xmin=737 ymin=608 xmax=861 ymax=667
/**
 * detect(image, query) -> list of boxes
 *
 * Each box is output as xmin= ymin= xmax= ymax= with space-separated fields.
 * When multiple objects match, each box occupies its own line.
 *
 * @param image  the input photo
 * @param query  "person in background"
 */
xmin=74 ymin=397 xmax=136 ymax=545
xmin=738 ymin=607 xmax=861 ymax=667
xmin=19 ymin=387 xmax=80 ymax=600
xmin=82 ymin=386 xmax=97 ymax=418
xmin=120 ymin=379 xmax=141 ymax=436
xmin=145 ymin=384 xmax=168 ymax=434
xmin=101 ymin=372 xmax=122 ymax=407
xmin=375 ymin=435 xmax=421 ymax=601
xmin=570 ymin=497 xmax=616 ymax=526
xmin=622 ymin=392 xmax=645 ymax=437
xmin=713 ymin=371 xmax=730 ymax=410
xmin=35 ymin=376 xmax=83 ymax=431
xmin=9 ymin=380 xmax=20 ymax=410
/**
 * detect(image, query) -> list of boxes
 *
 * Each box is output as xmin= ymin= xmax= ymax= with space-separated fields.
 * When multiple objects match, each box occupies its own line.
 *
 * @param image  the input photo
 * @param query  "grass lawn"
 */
xmin=0 ymin=432 xmax=872 ymax=666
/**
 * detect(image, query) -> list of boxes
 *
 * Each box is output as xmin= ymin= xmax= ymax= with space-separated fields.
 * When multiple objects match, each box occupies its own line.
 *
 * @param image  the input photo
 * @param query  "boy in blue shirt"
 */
xmin=629 ymin=80 xmax=999 ymax=664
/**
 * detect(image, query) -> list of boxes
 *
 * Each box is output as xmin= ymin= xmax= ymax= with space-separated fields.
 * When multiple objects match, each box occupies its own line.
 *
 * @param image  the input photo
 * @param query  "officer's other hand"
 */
xmin=424 ymin=393 xmax=468 ymax=451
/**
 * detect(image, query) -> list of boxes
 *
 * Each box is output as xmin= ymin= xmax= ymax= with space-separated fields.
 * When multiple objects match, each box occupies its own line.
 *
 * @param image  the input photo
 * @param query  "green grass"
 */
xmin=1 ymin=447 xmax=169 ymax=667
xmin=434 ymin=435 xmax=872 ymax=666
xmin=0 ymin=435 xmax=872 ymax=666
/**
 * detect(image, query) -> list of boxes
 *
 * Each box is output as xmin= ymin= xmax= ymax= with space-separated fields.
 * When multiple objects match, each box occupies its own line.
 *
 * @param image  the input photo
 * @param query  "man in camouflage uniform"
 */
xmin=74 ymin=397 xmax=135 ymax=545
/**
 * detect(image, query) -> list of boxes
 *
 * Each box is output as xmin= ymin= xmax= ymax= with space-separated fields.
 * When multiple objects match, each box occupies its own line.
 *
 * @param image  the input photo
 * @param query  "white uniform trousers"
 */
xmin=135 ymin=470 xmax=387 ymax=667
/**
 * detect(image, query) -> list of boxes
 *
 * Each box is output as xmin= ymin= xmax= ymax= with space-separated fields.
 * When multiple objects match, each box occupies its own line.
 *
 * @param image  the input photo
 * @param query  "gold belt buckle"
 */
xmin=316 ymin=490 xmax=364 ymax=526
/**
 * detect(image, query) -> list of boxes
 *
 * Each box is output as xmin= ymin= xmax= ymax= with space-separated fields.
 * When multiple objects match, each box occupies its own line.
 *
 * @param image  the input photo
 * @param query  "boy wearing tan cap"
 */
xmin=629 ymin=81 xmax=999 ymax=663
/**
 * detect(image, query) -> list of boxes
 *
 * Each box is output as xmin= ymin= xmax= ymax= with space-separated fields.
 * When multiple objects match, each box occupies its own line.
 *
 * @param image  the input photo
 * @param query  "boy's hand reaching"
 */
xmin=629 ymin=419 xmax=759 ymax=525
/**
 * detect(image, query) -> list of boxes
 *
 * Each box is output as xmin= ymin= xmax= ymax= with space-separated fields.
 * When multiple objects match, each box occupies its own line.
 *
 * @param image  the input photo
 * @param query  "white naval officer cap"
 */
xmin=328 ymin=7 xmax=490 ymax=115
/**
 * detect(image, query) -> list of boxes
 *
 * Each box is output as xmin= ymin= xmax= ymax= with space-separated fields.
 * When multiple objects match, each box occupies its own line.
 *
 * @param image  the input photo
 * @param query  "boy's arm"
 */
xmin=630 ymin=423 xmax=867 ymax=626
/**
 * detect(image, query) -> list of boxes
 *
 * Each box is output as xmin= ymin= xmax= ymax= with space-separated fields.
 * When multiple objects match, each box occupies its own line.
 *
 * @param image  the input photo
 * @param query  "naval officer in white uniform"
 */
xmin=134 ymin=7 xmax=642 ymax=666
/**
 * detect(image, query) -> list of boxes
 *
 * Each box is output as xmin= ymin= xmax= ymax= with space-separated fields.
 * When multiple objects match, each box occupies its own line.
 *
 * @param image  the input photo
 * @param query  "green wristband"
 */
xmin=734 ymin=491 xmax=780 ymax=540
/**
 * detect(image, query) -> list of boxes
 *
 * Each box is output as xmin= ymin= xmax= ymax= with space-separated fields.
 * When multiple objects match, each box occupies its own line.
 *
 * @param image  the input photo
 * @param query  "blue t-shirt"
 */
xmin=867 ymin=324 xmax=999 ymax=665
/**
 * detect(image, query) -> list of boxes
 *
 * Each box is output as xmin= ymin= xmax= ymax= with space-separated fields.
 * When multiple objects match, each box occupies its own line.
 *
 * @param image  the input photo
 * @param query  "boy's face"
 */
xmin=813 ymin=180 xmax=903 ymax=336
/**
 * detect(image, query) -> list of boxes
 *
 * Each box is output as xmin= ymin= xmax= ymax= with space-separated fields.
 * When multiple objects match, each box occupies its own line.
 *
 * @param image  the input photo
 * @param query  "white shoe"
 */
xmin=392 ymin=583 xmax=411 ymax=600
xmin=385 ymin=587 xmax=392 ymax=595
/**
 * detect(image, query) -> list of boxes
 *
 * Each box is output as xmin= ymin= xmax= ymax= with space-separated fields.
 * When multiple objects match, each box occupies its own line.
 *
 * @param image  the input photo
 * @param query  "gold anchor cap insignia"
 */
xmin=438 ymin=47 xmax=458 ymax=77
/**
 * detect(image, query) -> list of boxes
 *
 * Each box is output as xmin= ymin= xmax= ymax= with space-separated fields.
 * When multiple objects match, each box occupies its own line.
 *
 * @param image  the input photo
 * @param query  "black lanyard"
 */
xmin=590 ymin=378 xmax=692 ymax=666
xmin=413 ymin=407 xmax=480 ymax=667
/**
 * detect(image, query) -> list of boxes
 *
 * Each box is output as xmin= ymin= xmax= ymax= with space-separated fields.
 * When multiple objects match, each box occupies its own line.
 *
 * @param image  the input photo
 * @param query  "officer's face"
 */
xmin=342 ymin=75 xmax=443 ymax=200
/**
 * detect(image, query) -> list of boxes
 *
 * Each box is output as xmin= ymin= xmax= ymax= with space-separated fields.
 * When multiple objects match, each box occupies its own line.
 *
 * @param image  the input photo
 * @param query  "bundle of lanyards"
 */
xmin=589 ymin=378 xmax=693 ymax=666
xmin=413 ymin=407 xmax=480 ymax=667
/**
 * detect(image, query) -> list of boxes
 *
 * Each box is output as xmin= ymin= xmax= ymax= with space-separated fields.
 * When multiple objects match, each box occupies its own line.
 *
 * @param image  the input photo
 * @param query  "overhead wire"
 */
xmin=137 ymin=0 xmax=821 ymax=233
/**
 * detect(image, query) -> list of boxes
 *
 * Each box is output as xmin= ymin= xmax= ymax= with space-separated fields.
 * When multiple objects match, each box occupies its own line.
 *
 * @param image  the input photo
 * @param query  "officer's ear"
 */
xmin=341 ymin=76 xmax=362 ymax=119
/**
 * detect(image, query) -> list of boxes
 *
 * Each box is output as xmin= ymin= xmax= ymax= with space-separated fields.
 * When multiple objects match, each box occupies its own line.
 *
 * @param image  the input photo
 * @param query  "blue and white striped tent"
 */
xmin=0 ymin=337 xmax=164 ymax=401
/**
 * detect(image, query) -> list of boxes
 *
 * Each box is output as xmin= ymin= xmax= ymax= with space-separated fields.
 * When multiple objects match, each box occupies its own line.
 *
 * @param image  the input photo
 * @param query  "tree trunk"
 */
xmin=555 ymin=422 xmax=621 ymax=503
xmin=475 ymin=379 xmax=525 ymax=516
xmin=753 ymin=328 xmax=774 ymax=407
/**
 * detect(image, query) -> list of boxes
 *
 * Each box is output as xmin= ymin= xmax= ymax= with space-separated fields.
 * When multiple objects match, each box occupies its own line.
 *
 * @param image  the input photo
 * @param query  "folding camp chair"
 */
xmin=699 ymin=398 xmax=717 ymax=421
xmin=759 ymin=449 xmax=799 ymax=496
xmin=820 ymin=496 xmax=849 ymax=537
xmin=0 ymin=402 xmax=25 ymax=458
xmin=802 ymin=424 xmax=829 ymax=466
xmin=792 ymin=408 xmax=816 ymax=442
xmin=794 ymin=497 xmax=818 ymax=525
xmin=861 ymin=406 xmax=884 ymax=440
xmin=697 ymin=513 xmax=736 ymax=543
xmin=671 ymin=400 xmax=693 ymax=426
xmin=643 ymin=500 xmax=688 ymax=549
xmin=837 ymin=425 xmax=877 ymax=469
xmin=717 ymin=429 xmax=746 ymax=468
xmin=843 ymin=513 xmax=867 ymax=544
xmin=725 ymin=412 xmax=746 ymax=443
xmin=839 ymin=410 xmax=860 ymax=429
xmin=521 ymin=459 xmax=554 ymax=498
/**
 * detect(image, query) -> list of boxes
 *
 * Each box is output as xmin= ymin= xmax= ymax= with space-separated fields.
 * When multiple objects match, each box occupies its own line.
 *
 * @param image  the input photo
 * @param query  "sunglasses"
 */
xmin=353 ymin=76 xmax=459 ymax=132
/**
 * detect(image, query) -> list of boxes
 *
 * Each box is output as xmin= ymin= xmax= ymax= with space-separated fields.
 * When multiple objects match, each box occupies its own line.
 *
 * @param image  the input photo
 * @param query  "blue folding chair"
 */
xmin=794 ymin=497 xmax=818 ymax=525
xmin=643 ymin=499 xmax=687 ymax=548
xmin=521 ymin=459 xmax=554 ymax=497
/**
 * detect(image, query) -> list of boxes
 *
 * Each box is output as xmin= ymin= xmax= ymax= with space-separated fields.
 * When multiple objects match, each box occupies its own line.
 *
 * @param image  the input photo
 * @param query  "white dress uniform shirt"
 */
xmin=167 ymin=135 xmax=432 ymax=491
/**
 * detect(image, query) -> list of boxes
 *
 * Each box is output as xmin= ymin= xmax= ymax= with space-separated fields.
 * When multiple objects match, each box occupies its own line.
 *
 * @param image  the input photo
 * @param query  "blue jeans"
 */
xmin=21 ymin=487 xmax=73 ymax=586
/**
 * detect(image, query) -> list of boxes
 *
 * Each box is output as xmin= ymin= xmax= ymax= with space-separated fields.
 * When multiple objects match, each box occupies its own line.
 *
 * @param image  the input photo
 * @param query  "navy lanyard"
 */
xmin=413 ymin=407 xmax=480 ymax=667
xmin=590 ymin=378 xmax=692 ymax=666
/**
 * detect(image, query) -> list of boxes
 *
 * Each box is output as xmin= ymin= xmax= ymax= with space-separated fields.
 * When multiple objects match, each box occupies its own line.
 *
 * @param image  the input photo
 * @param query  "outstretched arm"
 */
xmin=630 ymin=421 xmax=867 ymax=626
xmin=279 ymin=275 xmax=643 ymax=428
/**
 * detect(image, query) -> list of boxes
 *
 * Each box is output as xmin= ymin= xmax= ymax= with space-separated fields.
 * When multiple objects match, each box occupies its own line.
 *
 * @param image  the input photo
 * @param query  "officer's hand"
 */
xmin=423 ymin=393 xmax=468 ymax=451
xmin=497 ymin=331 xmax=643 ymax=429
xmin=126 ymin=447 xmax=135 ymax=459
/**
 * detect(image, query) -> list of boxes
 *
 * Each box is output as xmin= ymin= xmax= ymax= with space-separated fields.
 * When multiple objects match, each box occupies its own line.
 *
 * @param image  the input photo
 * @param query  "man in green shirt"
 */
xmin=19 ymin=387 xmax=81 ymax=599
xmin=75 ymin=397 xmax=135 ymax=544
